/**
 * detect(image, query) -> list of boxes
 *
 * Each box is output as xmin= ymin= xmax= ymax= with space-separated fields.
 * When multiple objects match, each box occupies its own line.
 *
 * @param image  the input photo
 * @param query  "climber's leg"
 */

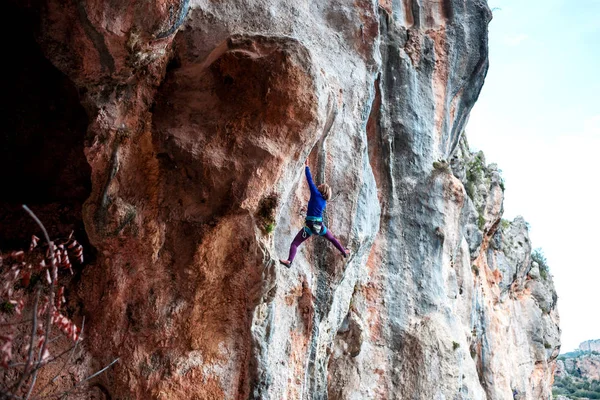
xmin=323 ymin=230 xmax=349 ymax=257
xmin=280 ymin=228 xmax=311 ymax=267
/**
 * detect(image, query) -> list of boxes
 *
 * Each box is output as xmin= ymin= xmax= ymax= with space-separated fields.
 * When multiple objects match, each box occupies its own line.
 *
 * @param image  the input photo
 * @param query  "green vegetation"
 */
xmin=531 ymin=248 xmax=550 ymax=280
xmin=471 ymin=264 xmax=479 ymax=276
xmin=433 ymin=160 xmax=450 ymax=173
xmin=464 ymin=152 xmax=486 ymax=201
xmin=25 ymin=273 xmax=41 ymax=292
xmin=554 ymin=350 xmax=600 ymax=399
xmin=558 ymin=350 xmax=600 ymax=361
xmin=478 ymin=215 xmax=486 ymax=231
xmin=453 ymin=341 xmax=460 ymax=351
xmin=0 ymin=301 xmax=15 ymax=315
xmin=466 ymin=152 xmax=485 ymax=183
xmin=500 ymin=218 xmax=510 ymax=231
xmin=256 ymin=193 xmax=279 ymax=235
xmin=264 ymin=223 xmax=275 ymax=234
xmin=553 ymin=376 xmax=600 ymax=399
xmin=463 ymin=151 xmax=507 ymax=214
xmin=465 ymin=181 xmax=476 ymax=200
xmin=496 ymin=168 xmax=506 ymax=191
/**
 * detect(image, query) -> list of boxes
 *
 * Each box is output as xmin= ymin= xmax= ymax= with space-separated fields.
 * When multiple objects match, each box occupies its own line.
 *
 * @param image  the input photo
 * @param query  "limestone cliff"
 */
xmin=2 ymin=0 xmax=560 ymax=399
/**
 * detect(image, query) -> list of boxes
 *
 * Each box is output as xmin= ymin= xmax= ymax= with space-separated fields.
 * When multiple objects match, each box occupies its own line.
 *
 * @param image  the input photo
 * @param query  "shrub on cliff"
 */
xmin=531 ymin=248 xmax=550 ymax=280
xmin=256 ymin=193 xmax=279 ymax=235
xmin=432 ymin=159 xmax=451 ymax=173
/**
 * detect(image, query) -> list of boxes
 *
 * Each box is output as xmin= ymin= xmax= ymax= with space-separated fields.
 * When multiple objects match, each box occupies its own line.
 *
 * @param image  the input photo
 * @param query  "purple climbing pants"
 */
xmin=286 ymin=226 xmax=346 ymax=263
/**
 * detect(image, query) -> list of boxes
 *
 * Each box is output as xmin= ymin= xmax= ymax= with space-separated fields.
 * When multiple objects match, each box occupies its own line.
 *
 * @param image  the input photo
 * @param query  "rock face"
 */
xmin=6 ymin=0 xmax=561 ymax=398
xmin=580 ymin=340 xmax=600 ymax=353
xmin=557 ymin=353 xmax=600 ymax=382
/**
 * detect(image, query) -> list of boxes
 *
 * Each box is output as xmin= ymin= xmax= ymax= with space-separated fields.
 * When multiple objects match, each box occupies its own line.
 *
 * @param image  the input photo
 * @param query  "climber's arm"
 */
xmin=305 ymin=162 xmax=320 ymax=196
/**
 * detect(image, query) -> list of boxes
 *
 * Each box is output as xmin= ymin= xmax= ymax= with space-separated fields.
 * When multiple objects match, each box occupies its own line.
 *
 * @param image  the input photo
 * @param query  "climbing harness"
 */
xmin=303 ymin=216 xmax=327 ymax=236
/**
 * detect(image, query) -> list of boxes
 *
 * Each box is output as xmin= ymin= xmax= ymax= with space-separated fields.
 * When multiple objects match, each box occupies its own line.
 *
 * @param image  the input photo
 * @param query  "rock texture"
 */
xmin=580 ymin=340 xmax=600 ymax=353
xmin=450 ymin=138 xmax=561 ymax=399
xmin=3 ymin=0 xmax=561 ymax=399
xmin=554 ymin=342 xmax=600 ymax=399
xmin=557 ymin=354 xmax=600 ymax=382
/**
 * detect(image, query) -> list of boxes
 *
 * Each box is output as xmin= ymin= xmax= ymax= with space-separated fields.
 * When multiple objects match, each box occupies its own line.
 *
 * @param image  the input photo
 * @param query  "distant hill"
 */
xmin=553 ymin=341 xmax=600 ymax=399
xmin=580 ymin=340 xmax=600 ymax=353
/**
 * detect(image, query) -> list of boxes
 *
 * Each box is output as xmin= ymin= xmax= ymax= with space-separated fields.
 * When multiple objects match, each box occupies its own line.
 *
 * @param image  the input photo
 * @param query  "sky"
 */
xmin=467 ymin=0 xmax=600 ymax=353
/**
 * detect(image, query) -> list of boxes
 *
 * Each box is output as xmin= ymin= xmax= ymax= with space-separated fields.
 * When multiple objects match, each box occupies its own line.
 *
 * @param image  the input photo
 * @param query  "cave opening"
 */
xmin=0 ymin=2 xmax=92 ymax=256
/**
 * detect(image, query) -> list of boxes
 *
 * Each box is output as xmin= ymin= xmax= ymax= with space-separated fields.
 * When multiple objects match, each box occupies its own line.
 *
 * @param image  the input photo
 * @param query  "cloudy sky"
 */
xmin=467 ymin=0 xmax=600 ymax=352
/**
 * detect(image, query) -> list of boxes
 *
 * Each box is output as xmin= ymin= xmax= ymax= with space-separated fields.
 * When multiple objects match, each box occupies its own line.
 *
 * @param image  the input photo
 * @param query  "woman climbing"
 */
xmin=280 ymin=159 xmax=350 ymax=267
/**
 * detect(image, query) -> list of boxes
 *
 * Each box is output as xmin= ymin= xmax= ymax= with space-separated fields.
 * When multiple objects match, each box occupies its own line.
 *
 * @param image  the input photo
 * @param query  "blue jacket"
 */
xmin=305 ymin=166 xmax=326 ymax=218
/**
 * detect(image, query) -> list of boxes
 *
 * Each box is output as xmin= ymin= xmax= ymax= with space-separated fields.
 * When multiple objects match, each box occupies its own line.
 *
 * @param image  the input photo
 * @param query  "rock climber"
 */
xmin=279 ymin=159 xmax=350 ymax=268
